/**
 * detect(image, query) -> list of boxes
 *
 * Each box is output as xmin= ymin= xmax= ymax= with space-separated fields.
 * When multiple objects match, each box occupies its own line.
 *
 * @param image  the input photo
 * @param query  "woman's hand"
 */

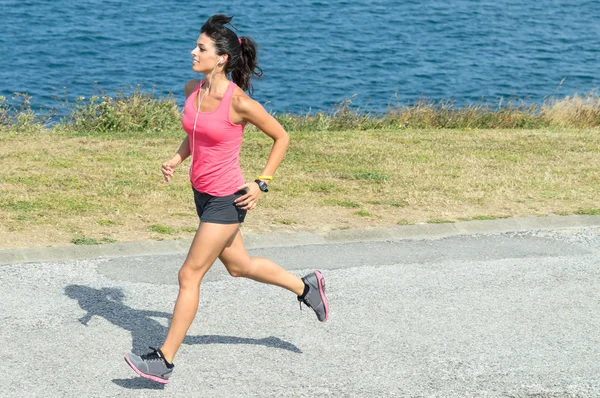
xmin=234 ymin=181 xmax=262 ymax=210
xmin=161 ymin=159 xmax=179 ymax=182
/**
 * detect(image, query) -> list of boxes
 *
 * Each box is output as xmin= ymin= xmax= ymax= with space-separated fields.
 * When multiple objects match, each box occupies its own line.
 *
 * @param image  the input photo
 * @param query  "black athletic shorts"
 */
xmin=192 ymin=187 xmax=247 ymax=224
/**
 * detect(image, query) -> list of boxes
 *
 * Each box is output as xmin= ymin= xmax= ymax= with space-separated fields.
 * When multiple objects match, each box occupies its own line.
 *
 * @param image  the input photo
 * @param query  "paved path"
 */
xmin=2 ymin=216 xmax=600 ymax=397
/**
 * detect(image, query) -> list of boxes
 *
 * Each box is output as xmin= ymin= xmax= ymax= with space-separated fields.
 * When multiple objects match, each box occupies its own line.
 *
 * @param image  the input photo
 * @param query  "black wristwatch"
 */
xmin=254 ymin=179 xmax=269 ymax=192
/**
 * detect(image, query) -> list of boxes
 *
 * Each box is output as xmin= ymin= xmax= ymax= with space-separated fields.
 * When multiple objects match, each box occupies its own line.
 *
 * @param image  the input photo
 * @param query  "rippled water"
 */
xmin=1 ymin=0 xmax=599 ymax=114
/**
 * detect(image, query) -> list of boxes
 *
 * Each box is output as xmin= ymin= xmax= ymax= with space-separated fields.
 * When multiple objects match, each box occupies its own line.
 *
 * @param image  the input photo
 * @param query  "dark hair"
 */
xmin=201 ymin=14 xmax=263 ymax=95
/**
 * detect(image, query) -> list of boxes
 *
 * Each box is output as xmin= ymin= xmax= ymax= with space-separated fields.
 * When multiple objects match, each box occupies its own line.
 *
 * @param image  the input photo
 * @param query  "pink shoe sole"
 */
xmin=124 ymin=355 xmax=169 ymax=384
xmin=314 ymin=270 xmax=329 ymax=322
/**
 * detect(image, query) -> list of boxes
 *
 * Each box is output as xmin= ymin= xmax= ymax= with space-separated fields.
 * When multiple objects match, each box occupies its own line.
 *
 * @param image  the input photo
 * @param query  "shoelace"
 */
xmin=298 ymin=296 xmax=312 ymax=311
xmin=140 ymin=347 xmax=163 ymax=362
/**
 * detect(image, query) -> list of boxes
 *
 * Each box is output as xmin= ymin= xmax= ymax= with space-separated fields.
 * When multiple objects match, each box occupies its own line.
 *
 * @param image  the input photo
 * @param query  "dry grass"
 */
xmin=541 ymin=94 xmax=600 ymax=128
xmin=1 ymin=127 xmax=599 ymax=249
xmin=267 ymin=92 xmax=600 ymax=132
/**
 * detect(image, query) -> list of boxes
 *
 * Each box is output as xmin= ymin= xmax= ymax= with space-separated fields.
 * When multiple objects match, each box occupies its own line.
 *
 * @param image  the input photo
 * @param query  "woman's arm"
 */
xmin=237 ymin=96 xmax=290 ymax=181
xmin=171 ymin=136 xmax=191 ymax=167
xmin=233 ymin=96 xmax=290 ymax=210
xmin=162 ymin=137 xmax=190 ymax=182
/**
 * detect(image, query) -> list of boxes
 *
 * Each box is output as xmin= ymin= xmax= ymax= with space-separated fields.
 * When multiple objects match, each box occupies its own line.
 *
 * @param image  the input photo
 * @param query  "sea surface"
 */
xmin=1 ymin=0 xmax=599 ymax=114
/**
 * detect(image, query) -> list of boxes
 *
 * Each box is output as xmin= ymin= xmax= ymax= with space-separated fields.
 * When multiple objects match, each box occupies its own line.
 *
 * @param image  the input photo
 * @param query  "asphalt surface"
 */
xmin=2 ymin=217 xmax=600 ymax=397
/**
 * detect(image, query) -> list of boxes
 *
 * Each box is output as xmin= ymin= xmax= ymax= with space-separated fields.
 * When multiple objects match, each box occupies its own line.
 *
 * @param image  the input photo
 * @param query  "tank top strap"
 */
xmin=216 ymin=81 xmax=236 ymax=117
xmin=222 ymin=81 xmax=236 ymax=103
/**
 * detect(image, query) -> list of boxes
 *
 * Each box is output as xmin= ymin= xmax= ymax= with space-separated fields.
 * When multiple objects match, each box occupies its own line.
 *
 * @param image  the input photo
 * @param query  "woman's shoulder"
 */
xmin=231 ymin=86 xmax=258 ymax=112
xmin=184 ymin=79 xmax=203 ymax=99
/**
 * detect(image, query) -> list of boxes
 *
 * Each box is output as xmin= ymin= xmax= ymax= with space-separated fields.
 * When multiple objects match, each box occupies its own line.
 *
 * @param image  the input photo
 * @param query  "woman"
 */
xmin=124 ymin=14 xmax=329 ymax=384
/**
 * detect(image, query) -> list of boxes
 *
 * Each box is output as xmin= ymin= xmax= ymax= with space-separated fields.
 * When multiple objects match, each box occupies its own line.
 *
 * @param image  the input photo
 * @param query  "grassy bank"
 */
xmin=2 ymin=89 xmax=600 ymax=134
xmin=0 ymin=126 xmax=599 ymax=249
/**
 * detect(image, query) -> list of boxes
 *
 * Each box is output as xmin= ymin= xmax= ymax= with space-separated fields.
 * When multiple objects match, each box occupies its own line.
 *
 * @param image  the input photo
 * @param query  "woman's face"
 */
xmin=191 ymin=33 xmax=221 ymax=73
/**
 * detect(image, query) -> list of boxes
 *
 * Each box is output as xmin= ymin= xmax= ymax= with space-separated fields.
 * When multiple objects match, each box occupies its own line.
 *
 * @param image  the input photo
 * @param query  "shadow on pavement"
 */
xmin=112 ymin=377 xmax=166 ymax=390
xmin=65 ymin=285 xmax=302 ymax=390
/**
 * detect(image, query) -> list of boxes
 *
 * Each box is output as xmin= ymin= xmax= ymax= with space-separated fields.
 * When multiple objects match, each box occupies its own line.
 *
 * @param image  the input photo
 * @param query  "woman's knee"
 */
xmin=178 ymin=263 xmax=207 ymax=288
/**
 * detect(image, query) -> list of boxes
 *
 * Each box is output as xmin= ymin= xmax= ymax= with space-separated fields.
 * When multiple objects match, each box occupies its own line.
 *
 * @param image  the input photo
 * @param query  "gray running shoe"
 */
xmin=124 ymin=347 xmax=174 ymax=384
xmin=298 ymin=270 xmax=329 ymax=322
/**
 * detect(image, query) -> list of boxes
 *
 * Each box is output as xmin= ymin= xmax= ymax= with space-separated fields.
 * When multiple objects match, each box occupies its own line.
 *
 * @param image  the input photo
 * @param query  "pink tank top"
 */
xmin=181 ymin=81 xmax=246 ymax=196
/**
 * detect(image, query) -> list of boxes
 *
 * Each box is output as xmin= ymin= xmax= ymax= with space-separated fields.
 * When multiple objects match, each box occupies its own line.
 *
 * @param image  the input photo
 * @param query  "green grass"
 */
xmin=150 ymin=225 xmax=175 ymax=234
xmin=0 ymin=200 xmax=40 ymax=212
xmin=72 ymin=237 xmax=117 ymax=245
xmin=324 ymin=200 xmax=362 ymax=208
xmin=458 ymin=215 xmax=507 ymax=221
xmin=97 ymin=219 xmax=117 ymax=226
xmin=349 ymin=172 xmax=389 ymax=181
xmin=308 ymin=182 xmax=337 ymax=192
xmin=427 ymin=219 xmax=455 ymax=224
xmin=576 ymin=208 xmax=600 ymax=215
xmin=471 ymin=215 xmax=497 ymax=220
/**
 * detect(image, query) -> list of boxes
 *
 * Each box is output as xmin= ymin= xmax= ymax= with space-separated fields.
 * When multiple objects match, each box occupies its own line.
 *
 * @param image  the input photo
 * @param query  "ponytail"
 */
xmin=200 ymin=15 xmax=263 ymax=95
xmin=233 ymin=36 xmax=263 ymax=95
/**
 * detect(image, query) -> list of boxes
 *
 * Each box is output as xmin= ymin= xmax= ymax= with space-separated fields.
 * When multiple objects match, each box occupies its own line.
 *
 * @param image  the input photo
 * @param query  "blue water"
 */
xmin=1 ymin=0 xmax=599 ymax=114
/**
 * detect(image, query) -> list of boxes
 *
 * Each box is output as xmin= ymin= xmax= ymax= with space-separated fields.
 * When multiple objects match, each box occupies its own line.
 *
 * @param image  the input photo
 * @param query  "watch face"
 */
xmin=256 ymin=180 xmax=268 ymax=192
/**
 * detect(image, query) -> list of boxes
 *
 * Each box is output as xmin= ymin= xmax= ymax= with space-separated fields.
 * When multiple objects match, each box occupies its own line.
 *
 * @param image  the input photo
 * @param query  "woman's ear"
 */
xmin=218 ymin=55 xmax=229 ymax=66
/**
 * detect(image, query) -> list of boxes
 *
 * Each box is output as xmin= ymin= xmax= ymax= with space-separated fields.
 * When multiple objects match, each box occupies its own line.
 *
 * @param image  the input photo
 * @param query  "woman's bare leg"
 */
xmin=159 ymin=222 xmax=240 ymax=363
xmin=218 ymin=229 xmax=305 ymax=295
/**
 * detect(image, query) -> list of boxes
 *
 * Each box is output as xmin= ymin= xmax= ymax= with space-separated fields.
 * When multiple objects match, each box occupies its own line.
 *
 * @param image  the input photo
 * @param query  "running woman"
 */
xmin=124 ymin=14 xmax=329 ymax=384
